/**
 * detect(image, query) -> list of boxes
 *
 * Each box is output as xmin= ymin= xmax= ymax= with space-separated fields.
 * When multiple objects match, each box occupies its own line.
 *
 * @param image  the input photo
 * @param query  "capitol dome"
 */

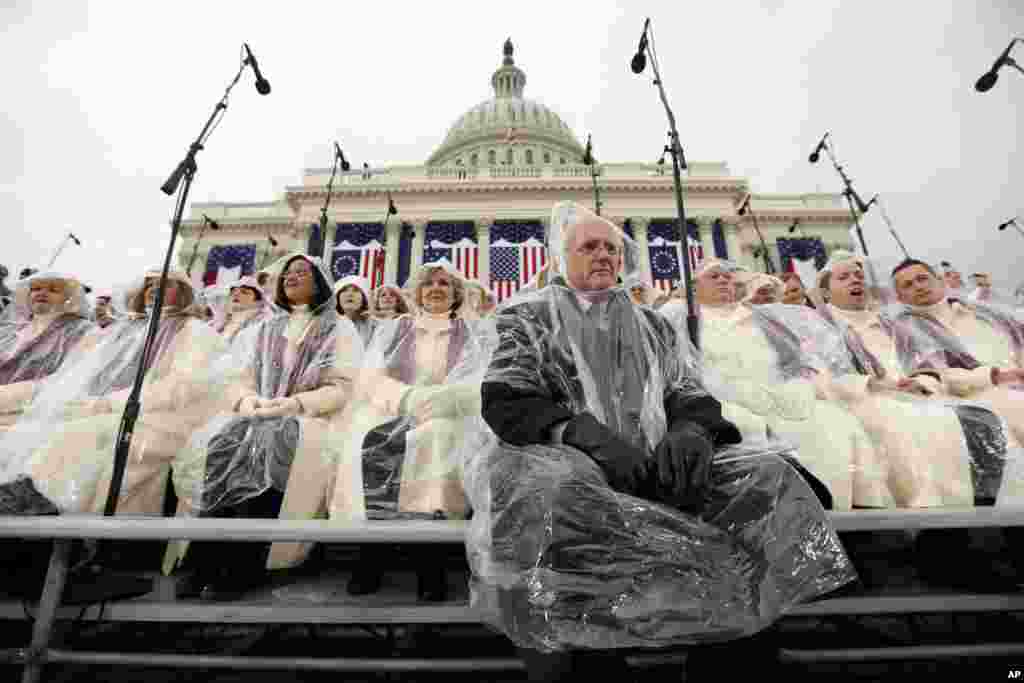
xmin=426 ymin=39 xmax=586 ymax=168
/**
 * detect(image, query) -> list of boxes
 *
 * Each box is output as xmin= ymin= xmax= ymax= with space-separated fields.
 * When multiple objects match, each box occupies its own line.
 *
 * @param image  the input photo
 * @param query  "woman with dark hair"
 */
xmin=171 ymin=253 xmax=362 ymax=599
xmin=333 ymin=275 xmax=374 ymax=346
xmin=331 ymin=258 xmax=486 ymax=600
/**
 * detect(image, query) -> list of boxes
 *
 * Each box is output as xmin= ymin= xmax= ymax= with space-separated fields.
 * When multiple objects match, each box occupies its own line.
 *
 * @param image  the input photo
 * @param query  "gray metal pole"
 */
xmin=21 ymin=539 xmax=72 ymax=683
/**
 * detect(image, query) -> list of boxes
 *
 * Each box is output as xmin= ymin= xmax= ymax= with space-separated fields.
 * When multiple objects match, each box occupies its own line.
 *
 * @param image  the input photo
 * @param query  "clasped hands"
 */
xmin=561 ymin=413 xmax=715 ymax=512
xmin=868 ymin=375 xmax=933 ymax=397
xmin=236 ymin=395 xmax=304 ymax=418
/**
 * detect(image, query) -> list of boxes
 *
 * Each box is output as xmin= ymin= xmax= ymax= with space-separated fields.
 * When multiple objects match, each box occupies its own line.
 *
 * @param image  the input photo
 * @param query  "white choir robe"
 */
xmin=819 ymin=306 xmax=981 ymax=507
xmin=921 ymin=302 xmax=1024 ymax=446
xmin=698 ymin=304 xmax=889 ymax=510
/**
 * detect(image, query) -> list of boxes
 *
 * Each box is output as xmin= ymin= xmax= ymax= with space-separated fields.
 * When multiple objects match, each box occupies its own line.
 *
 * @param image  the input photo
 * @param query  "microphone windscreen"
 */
xmin=256 ymin=79 xmax=271 ymax=95
xmin=808 ymin=151 xmax=820 ymax=164
xmin=630 ymin=52 xmax=646 ymax=74
xmin=975 ymin=71 xmax=998 ymax=92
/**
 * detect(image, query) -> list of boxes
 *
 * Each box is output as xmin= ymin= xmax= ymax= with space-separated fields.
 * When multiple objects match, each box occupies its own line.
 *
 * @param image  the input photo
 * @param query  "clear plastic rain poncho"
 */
xmin=0 ymin=272 xmax=96 ymax=426
xmin=213 ymin=276 xmax=275 ymax=346
xmin=811 ymin=297 xmax=1024 ymax=507
xmin=0 ymin=269 xmax=233 ymax=514
xmin=172 ymin=254 xmax=362 ymax=519
xmin=662 ymin=259 xmax=891 ymax=510
xmin=0 ymin=272 xmax=95 ymax=385
xmin=461 ymin=202 xmax=855 ymax=653
xmin=884 ymin=297 xmax=1023 ymax=381
xmin=329 ymin=258 xmax=496 ymax=521
xmin=881 ymin=295 xmax=1024 ymax=456
xmin=333 ymin=275 xmax=375 ymax=347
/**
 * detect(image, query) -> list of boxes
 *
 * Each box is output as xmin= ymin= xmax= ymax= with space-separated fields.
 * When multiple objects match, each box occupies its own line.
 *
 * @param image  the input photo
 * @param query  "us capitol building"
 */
xmin=180 ymin=39 xmax=856 ymax=299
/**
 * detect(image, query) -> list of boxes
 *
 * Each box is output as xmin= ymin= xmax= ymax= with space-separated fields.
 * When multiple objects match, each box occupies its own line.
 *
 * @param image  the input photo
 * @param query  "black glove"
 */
xmin=560 ymin=413 xmax=652 ymax=495
xmin=653 ymin=423 xmax=714 ymax=510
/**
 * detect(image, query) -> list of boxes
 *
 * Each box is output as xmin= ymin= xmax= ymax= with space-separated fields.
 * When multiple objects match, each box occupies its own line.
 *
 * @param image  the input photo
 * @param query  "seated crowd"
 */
xmin=0 ymin=203 xmax=1021 ymax=680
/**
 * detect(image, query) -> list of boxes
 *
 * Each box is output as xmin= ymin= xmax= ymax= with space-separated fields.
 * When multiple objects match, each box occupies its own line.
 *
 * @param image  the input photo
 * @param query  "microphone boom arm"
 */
xmin=820 ymin=141 xmax=883 ymax=292
xmin=105 ymin=50 xmax=249 ymax=517
xmin=739 ymin=197 xmax=776 ymax=274
xmin=638 ymin=20 xmax=699 ymax=348
xmin=46 ymin=234 xmax=74 ymax=270
xmin=316 ymin=148 xmax=342 ymax=259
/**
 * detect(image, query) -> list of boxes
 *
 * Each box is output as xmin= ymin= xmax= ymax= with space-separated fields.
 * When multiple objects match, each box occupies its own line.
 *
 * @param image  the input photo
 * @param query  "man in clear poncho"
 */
xmin=815 ymin=251 xmax=1022 ymax=507
xmin=670 ymin=258 xmax=888 ymax=510
xmin=466 ymin=203 xmax=854 ymax=680
xmin=0 ymin=269 xmax=228 ymax=517
xmin=330 ymin=258 xmax=490 ymax=600
xmin=888 ymin=259 xmax=1024 ymax=445
xmin=170 ymin=254 xmax=362 ymax=599
xmin=0 ymin=272 xmax=95 ymax=427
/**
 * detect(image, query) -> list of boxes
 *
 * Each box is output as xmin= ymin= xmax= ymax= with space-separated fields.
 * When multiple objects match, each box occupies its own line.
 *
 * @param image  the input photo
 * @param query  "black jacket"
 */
xmin=481 ymin=289 xmax=741 ymax=449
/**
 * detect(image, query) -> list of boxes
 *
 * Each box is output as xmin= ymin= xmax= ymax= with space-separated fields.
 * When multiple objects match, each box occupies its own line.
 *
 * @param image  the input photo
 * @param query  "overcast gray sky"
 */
xmin=3 ymin=0 xmax=1022 ymax=292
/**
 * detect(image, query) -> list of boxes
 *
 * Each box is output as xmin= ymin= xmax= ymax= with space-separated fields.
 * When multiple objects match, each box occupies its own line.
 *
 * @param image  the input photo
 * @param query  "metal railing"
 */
xmin=1 ymin=507 xmax=1023 ymax=681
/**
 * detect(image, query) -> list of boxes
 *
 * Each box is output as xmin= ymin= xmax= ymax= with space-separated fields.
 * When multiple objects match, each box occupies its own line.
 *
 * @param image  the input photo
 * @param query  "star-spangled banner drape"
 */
xmin=203 ymin=244 xmax=256 ymax=287
xmin=423 ymin=221 xmax=478 ymax=281
xmin=332 ymin=222 xmax=385 ymax=286
xmin=489 ymin=220 xmax=546 ymax=302
xmin=777 ymin=236 xmax=827 ymax=291
xmin=647 ymin=219 xmax=704 ymax=291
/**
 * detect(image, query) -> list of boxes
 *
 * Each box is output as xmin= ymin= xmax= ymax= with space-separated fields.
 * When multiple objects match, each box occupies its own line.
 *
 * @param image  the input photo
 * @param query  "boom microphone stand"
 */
xmin=103 ymin=47 xmax=266 ymax=516
xmin=46 ymin=232 xmax=82 ymax=269
xmin=998 ymin=217 xmax=1024 ymax=242
xmin=631 ymin=18 xmax=700 ymax=348
xmin=582 ymin=134 xmax=603 ymax=216
xmin=738 ymin=194 xmax=776 ymax=273
xmin=315 ymin=144 xmax=350 ymax=259
xmin=185 ymin=215 xmax=220 ymax=278
xmin=811 ymin=137 xmax=884 ymax=293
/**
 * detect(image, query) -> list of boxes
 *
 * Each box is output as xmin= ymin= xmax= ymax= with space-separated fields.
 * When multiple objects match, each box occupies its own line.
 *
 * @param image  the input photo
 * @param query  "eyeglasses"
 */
xmin=576 ymin=240 xmax=621 ymax=257
xmin=282 ymin=268 xmax=313 ymax=280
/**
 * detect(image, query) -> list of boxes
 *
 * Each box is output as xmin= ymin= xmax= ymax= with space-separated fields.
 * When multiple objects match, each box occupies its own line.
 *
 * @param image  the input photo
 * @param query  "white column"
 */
xmin=476 ymin=217 xmax=493 ymax=286
xmin=410 ymin=219 xmax=427 ymax=273
xmin=630 ymin=218 xmax=651 ymax=281
xmin=384 ymin=219 xmax=401 ymax=285
xmin=723 ymin=221 xmax=743 ymax=267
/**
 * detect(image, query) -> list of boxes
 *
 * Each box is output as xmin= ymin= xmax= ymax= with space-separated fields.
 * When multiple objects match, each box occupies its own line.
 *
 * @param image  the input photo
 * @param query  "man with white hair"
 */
xmin=0 ymin=272 xmax=95 ymax=425
xmin=466 ymin=203 xmax=854 ymax=680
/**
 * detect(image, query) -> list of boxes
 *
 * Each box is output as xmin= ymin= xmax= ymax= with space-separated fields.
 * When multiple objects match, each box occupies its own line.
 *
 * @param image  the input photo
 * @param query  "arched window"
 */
xmin=543 ymin=151 xmax=551 ymax=164
xmin=560 ymin=156 xmax=566 ymax=165
xmin=525 ymin=149 xmax=534 ymax=165
xmin=488 ymin=149 xmax=496 ymax=165
xmin=506 ymin=148 xmax=514 ymax=165
xmin=470 ymin=153 xmax=478 ymax=166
